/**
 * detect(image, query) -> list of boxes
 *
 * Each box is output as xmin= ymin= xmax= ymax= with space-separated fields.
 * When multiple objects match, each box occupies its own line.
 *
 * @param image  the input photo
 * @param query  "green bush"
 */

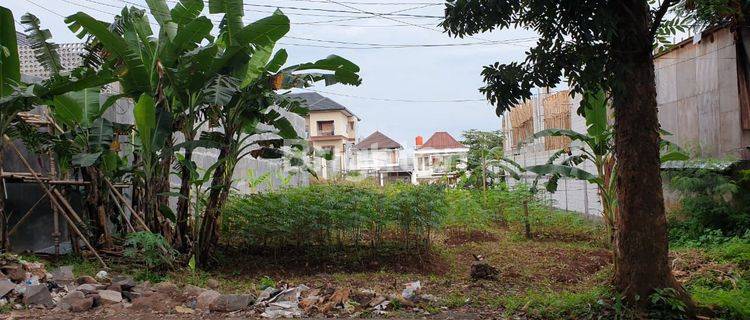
xmin=666 ymin=167 xmax=750 ymax=242
xmin=221 ymin=183 xmax=445 ymax=250
xmin=124 ymin=232 xmax=176 ymax=270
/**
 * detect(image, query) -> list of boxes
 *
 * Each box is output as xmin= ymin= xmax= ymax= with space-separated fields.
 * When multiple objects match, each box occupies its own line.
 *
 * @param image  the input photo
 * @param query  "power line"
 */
xmin=225 ymin=2 xmax=442 ymax=18
xmin=268 ymin=0 xmax=440 ymax=5
xmin=41 ymin=0 xmax=537 ymax=50
xmin=301 ymin=88 xmax=488 ymax=103
xmin=323 ymin=0 xmax=510 ymax=46
xmin=281 ymin=36 xmax=537 ymax=48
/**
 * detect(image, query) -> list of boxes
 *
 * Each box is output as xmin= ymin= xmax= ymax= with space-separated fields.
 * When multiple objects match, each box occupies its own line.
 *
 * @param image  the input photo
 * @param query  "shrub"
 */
xmin=124 ymin=232 xmax=176 ymax=270
xmin=221 ymin=183 xmax=445 ymax=250
xmin=666 ymin=167 xmax=750 ymax=242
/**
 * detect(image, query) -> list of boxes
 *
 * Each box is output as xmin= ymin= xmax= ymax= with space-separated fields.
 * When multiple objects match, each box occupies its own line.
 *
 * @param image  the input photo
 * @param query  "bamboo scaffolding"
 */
xmin=104 ymin=178 xmax=150 ymax=233
xmin=7 ymin=192 xmax=49 ymax=237
xmin=4 ymin=136 xmax=107 ymax=268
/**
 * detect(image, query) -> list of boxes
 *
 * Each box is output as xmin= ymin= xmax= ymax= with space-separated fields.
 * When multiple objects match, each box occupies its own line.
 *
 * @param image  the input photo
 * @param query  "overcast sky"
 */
xmin=6 ymin=0 xmax=539 ymax=149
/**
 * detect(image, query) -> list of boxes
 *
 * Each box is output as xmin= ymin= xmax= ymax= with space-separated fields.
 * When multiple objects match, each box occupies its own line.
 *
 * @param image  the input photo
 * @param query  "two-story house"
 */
xmin=351 ymin=131 xmax=412 ymax=185
xmin=289 ymin=92 xmax=359 ymax=176
xmin=413 ymin=132 xmax=469 ymax=184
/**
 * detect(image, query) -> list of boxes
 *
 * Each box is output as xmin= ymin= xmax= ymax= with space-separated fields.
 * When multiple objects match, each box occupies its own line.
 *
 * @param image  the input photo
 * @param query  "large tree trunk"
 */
xmin=174 ymin=147 xmax=193 ymax=251
xmin=610 ymin=0 xmax=693 ymax=311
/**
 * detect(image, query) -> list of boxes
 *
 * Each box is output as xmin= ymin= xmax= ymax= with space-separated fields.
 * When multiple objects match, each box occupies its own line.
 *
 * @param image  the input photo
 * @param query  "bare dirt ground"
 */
xmin=7 ymin=223 xmax=611 ymax=319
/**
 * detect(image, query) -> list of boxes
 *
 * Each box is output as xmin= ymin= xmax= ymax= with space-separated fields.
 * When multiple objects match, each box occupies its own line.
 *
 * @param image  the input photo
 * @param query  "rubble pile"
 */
xmin=0 ymin=255 xmax=442 ymax=318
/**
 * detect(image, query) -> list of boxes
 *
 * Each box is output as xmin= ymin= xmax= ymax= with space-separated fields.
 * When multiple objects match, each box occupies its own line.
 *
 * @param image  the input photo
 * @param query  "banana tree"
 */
xmin=17 ymin=13 xmax=132 ymax=248
xmin=190 ymin=6 xmax=362 ymax=266
xmin=526 ymin=90 xmax=688 ymax=242
xmin=0 ymin=6 xmax=21 ymax=249
xmin=0 ymin=9 xmax=117 ymax=249
xmin=65 ymin=0 xmax=218 ymax=238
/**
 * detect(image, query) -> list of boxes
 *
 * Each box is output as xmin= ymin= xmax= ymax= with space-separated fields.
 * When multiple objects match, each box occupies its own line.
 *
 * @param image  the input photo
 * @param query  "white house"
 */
xmin=351 ymin=131 xmax=412 ymax=185
xmin=413 ymin=132 xmax=469 ymax=184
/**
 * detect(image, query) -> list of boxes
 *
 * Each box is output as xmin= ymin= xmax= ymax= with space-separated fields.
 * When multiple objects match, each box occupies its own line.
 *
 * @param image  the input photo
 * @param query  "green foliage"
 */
xmin=124 ymin=232 xmax=177 ymax=270
xmin=498 ymin=286 xmax=610 ymax=318
xmin=258 ymin=276 xmax=275 ymax=290
xmin=222 ymin=183 xmax=444 ymax=250
xmin=666 ymin=167 xmax=750 ymax=242
xmin=460 ymin=129 xmax=508 ymax=187
xmin=648 ymin=288 xmax=689 ymax=319
xmin=691 ymin=285 xmax=750 ymax=320
xmin=0 ymin=6 xmax=21 ymax=98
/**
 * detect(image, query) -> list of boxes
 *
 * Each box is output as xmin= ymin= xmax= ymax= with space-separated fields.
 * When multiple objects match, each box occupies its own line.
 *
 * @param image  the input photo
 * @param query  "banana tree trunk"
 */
xmin=196 ymin=145 xmax=234 ymax=267
xmin=155 ymin=137 xmax=174 ymax=236
xmin=0 ymin=149 xmax=7 ymax=251
xmin=84 ymin=166 xmax=112 ymax=249
xmin=175 ymin=147 xmax=193 ymax=251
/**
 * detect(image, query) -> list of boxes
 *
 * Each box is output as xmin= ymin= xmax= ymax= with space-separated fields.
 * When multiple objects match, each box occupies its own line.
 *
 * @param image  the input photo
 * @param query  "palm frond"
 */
xmin=20 ymin=13 xmax=62 ymax=75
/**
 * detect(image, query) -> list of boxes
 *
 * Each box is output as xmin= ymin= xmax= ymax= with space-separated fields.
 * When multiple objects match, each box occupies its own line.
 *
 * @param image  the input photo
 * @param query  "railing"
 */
xmin=317 ymin=130 xmax=335 ymax=136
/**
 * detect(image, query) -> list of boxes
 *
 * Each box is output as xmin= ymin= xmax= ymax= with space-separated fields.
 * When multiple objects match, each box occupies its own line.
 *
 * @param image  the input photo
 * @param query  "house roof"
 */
xmin=288 ymin=92 xmax=359 ymax=120
xmin=654 ymin=24 xmax=729 ymax=59
xmin=354 ymin=131 xmax=402 ymax=150
xmin=418 ymin=132 xmax=466 ymax=150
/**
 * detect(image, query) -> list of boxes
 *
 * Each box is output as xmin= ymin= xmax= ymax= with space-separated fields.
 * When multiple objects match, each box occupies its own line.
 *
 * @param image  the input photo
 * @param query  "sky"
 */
xmin=5 ymin=0 xmax=538 ymax=149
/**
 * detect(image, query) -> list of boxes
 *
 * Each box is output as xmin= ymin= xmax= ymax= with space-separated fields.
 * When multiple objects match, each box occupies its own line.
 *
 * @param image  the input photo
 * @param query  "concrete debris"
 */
xmin=262 ymin=301 xmax=303 ymax=318
xmin=0 ymin=256 xmax=441 ymax=317
xmin=196 ymin=290 xmax=221 ymax=310
xmin=95 ymin=270 xmax=109 ymax=281
xmin=50 ymin=266 xmax=74 ymax=285
xmin=210 ymin=294 xmax=253 ymax=312
xmin=269 ymin=284 xmax=308 ymax=303
xmin=0 ymin=280 xmax=15 ymax=298
xmin=401 ymin=281 xmax=421 ymax=301
xmin=97 ymin=290 xmax=123 ymax=305
xmin=22 ymin=284 xmax=54 ymax=308
xmin=255 ymin=287 xmax=281 ymax=305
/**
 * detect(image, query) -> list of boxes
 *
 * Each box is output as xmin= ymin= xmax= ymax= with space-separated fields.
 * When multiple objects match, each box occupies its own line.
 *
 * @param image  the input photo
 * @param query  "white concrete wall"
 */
xmin=502 ymin=91 xmax=604 ymax=216
xmin=354 ymin=149 xmax=400 ymax=171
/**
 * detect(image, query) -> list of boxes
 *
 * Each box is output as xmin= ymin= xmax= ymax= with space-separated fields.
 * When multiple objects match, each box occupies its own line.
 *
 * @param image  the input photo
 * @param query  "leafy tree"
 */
xmin=441 ymin=0 xmax=694 ymax=310
xmin=461 ymin=130 xmax=507 ymax=189
xmin=65 ymin=0 xmax=218 ymax=238
xmin=0 ymin=8 xmax=116 ymax=250
xmin=0 ymin=6 xmax=21 ymax=249
xmin=190 ymin=6 xmax=362 ymax=265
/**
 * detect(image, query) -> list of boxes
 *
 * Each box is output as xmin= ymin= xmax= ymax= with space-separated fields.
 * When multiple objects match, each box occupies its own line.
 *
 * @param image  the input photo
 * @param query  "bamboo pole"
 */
xmin=8 ymin=192 xmax=49 ymax=237
xmin=4 ymin=136 xmax=107 ymax=268
xmin=104 ymin=178 xmax=150 ymax=233
xmin=109 ymin=189 xmax=135 ymax=233
xmin=52 ymin=189 xmax=86 ymax=227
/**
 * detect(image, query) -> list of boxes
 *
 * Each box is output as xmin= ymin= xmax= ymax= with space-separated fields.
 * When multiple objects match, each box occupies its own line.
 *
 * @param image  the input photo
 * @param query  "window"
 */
xmin=390 ymin=150 xmax=398 ymax=164
xmin=348 ymin=121 xmax=355 ymax=133
xmin=317 ymin=121 xmax=334 ymax=136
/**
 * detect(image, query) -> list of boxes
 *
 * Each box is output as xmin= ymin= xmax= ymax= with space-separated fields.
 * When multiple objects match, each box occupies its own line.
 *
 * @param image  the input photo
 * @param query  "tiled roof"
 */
xmin=354 ymin=131 xmax=402 ymax=150
xmin=418 ymin=132 xmax=466 ymax=150
xmin=287 ymin=92 xmax=359 ymax=120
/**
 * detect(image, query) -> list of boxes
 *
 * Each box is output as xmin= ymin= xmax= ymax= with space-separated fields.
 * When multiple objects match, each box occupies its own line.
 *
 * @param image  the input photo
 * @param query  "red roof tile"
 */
xmin=418 ymin=132 xmax=465 ymax=150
